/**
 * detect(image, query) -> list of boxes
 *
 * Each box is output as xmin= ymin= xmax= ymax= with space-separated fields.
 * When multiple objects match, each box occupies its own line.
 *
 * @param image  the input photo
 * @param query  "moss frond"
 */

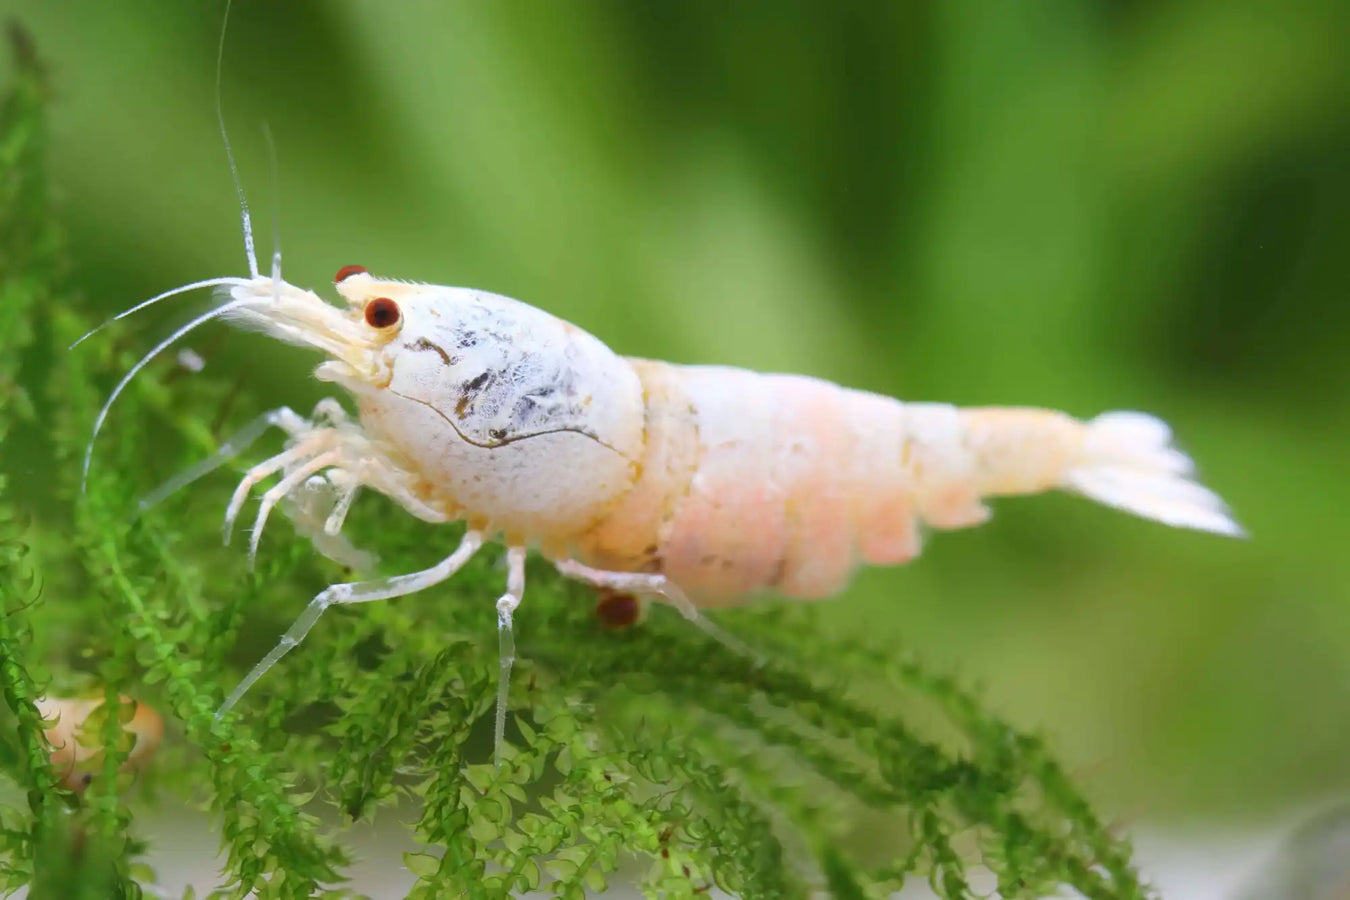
xmin=0 ymin=30 xmax=1154 ymax=900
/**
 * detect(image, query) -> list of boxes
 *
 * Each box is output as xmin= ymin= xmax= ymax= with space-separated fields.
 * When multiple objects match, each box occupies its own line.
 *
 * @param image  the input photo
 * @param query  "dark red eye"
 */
xmin=335 ymin=264 xmax=368 ymax=282
xmin=364 ymin=297 xmax=401 ymax=329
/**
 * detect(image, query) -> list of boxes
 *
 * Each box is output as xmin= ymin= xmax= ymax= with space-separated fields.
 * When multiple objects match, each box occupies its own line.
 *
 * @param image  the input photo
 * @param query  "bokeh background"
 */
xmin=4 ymin=0 xmax=1348 ymax=892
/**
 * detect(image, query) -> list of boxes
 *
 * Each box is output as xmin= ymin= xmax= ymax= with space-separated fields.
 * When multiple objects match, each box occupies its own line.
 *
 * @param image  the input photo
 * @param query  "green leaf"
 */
xmin=402 ymin=852 xmax=440 ymax=879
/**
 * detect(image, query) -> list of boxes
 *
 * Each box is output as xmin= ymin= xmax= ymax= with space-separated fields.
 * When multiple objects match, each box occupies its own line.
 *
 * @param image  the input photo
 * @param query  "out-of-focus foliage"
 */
xmin=1232 ymin=804 xmax=1350 ymax=900
xmin=0 ymin=0 xmax=1346 ymax=872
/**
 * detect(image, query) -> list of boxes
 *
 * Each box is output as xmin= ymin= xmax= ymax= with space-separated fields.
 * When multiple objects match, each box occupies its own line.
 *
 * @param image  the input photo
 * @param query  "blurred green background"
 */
xmin=4 ymin=0 xmax=1347 ymax=829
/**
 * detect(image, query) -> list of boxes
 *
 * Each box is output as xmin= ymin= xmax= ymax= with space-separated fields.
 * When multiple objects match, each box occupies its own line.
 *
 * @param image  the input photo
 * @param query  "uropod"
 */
xmin=78 ymin=11 xmax=1242 ymax=761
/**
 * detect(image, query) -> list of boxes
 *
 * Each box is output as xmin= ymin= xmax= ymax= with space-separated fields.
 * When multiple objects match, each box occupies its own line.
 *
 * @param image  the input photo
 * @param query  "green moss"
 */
xmin=0 ymin=30 xmax=1152 ymax=900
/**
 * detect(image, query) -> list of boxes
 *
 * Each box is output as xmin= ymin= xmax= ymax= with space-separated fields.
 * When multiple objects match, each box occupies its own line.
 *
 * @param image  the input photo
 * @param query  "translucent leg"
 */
xmin=247 ymin=450 xmax=341 ymax=569
xmin=322 ymin=466 xmax=364 ymax=536
xmin=494 ymin=546 xmax=527 ymax=769
xmin=222 ymin=432 xmax=334 ymax=544
xmin=279 ymin=471 xmax=376 ymax=571
xmin=554 ymin=560 xmax=764 ymax=666
xmin=215 ymin=530 xmax=485 ymax=719
xmin=138 ymin=406 xmax=310 ymax=514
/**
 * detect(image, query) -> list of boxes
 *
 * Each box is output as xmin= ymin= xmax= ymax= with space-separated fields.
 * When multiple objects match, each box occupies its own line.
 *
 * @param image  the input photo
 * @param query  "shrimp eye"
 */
xmin=364 ymin=297 xmax=401 ymax=329
xmin=335 ymin=264 xmax=368 ymax=282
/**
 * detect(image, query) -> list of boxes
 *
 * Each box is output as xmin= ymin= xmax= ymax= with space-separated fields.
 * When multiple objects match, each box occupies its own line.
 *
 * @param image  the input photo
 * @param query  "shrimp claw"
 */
xmin=222 ymin=432 xmax=337 ymax=547
xmin=246 ymin=449 xmax=342 ymax=570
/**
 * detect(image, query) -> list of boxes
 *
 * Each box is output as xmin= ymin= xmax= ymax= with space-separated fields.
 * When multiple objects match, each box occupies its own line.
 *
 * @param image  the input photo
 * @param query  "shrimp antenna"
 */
xmin=81 ymin=298 xmax=261 ymax=493
xmin=216 ymin=0 xmax=258 ymax=278
xmin=68 ymin=277 xmax=251 ymax=350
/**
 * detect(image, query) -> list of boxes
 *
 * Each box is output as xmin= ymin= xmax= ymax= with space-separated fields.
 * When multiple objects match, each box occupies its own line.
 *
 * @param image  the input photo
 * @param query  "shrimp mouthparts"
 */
xmin=218 ymin=276 xmax=375 ymax=375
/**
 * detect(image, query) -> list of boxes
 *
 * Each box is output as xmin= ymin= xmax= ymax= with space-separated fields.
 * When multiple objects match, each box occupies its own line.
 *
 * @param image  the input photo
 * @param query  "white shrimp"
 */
xmin=79 ymin=252 xmax=1242 ymax=753
xmin=75 ymin=2 xmax=1242 ymax=762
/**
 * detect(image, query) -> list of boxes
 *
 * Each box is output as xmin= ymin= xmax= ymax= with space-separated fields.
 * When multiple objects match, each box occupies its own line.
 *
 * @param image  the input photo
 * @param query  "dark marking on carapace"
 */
xmin=455 ymin=370 xmax=494 ymax=419
xmin=408 ymin=337 xmax=455 ymax=367
xmin=511 ymin=395 xmax=540 ymax=419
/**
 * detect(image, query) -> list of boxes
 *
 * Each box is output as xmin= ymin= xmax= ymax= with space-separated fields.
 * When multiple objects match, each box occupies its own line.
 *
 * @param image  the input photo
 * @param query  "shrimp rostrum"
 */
xmin=81 ymin=257 xmax=1241 ymax=754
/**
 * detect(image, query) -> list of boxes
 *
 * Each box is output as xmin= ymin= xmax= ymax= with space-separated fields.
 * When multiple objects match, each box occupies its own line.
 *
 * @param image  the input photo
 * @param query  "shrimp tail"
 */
xmin=1063 ymin=411 xmax=1244 ymax=537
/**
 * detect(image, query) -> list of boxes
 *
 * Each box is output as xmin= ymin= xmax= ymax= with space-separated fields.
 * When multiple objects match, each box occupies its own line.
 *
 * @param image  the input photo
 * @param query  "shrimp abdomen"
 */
xmin=578 ymin=364 xmax=924 ymax=604
xmin=576 ymin=366 xmax=1240 ymax=609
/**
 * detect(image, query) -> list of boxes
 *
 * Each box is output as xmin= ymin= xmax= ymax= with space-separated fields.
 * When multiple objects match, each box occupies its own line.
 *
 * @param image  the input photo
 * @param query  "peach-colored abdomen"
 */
xmin=569 ymin=359 xmax=699 ymax=574
xmin=573 ymin=362 xmax=929 ymax=606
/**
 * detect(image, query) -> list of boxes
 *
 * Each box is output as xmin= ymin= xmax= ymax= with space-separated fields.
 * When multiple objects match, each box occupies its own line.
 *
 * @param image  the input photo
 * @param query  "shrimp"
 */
xmin=79 ymin=254 xmax=1242 ymax=749
xmin=76 ymin=2 xmax=1241 ymax=761
xmin=37 ymin=694 xmax=164 ymax=792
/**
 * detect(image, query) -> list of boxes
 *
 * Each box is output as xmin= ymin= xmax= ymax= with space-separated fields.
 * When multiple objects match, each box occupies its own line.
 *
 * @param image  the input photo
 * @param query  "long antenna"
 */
xmin=68 ymin=276 xmax=249 ymax=350
xmin=261 ymin=121 xmax=283 ymax=284
xmin=81 ymin=298 xmax=259 ymax=492
xmin=216 ymin=0 xmax=258 ymax=278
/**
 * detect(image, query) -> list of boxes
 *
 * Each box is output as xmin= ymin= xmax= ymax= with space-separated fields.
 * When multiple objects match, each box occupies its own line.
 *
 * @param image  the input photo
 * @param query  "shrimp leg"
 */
xmin=494 ymin=546 xmax=527 ymax=767
xmin=247 ymin=450 xmax=342 ymax=569
xmin=215 ymin=530 xmax=485 ymax=719
xmin=280 ymin=471 xmax=377 ymax=572
xmin=322 ymin=465 xmax=364 ymax=536
xmin=222 ymin=431 xmax=337 ymax=543
xmin=137 ymin=405 xmax=312 ymax=514
xmin=554 ymin=560 xmax=762 ymax=665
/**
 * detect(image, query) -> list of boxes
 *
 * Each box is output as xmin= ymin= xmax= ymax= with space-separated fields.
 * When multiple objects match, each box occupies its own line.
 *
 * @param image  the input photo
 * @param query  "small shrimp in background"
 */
xmin=73 ymin=1 xmax=1242 ymax=761
xmin=37 ymin=694 xmax=164 ymax=792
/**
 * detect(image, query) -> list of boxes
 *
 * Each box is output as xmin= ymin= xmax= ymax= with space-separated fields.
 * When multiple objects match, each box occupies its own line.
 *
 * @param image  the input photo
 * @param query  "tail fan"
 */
xmin=1064 ymin=411 xmax=1244 ymax=537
